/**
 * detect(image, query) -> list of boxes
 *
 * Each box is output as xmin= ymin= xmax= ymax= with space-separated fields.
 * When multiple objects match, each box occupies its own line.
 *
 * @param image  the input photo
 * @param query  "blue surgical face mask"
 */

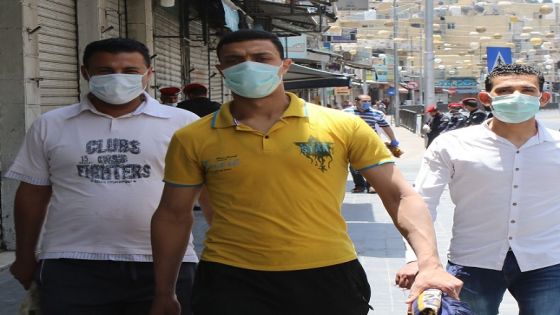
xmin=360 ymin=101 xmax=371 ymax=110
xmin=490 ymin=92 xmax=541 ymax=124
xmin=222 ymin=61 xmax=282 ymax=98
xmin=88 ymin=71 xmax=148 ymax=105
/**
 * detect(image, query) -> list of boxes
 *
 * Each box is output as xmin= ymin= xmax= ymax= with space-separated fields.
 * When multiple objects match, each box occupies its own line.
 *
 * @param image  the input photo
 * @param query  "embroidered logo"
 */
xmin=294 ymin=136 xmax=334 ymax=172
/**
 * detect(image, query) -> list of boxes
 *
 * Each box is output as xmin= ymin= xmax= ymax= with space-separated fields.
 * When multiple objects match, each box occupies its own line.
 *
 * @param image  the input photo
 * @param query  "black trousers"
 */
xmin=36 ymin=259 xmax=196 ymax=315
xmin=192 ymin=259 xmax=372 ymax=315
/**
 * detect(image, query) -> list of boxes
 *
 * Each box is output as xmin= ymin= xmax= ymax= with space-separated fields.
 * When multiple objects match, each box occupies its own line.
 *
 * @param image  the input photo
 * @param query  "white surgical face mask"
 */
xmin=88 ymin=71 xmax=148 ymax=105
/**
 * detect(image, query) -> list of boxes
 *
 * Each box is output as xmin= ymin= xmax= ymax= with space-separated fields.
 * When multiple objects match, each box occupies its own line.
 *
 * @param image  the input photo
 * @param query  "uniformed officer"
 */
xmin=159 ymin=86 xmax=181 ymax=106
xmin=423 ymin=105 xmax=447 ymax=148
xmin=462 ymin=97 xmax=487 ymax=126
xmin=442 ymin=102 xmax=468 ymax=133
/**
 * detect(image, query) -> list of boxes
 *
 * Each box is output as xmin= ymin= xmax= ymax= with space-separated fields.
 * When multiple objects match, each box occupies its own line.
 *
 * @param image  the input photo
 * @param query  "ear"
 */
xmin=279 ymin=58 xmax=292 ymax=76
xmin=539 ymin=92 xmax=552 ymax=108
xmin=80 ymin=65 xmax=90 ymax=81
xmin=478 ymin=91 xmax=492 ymax=107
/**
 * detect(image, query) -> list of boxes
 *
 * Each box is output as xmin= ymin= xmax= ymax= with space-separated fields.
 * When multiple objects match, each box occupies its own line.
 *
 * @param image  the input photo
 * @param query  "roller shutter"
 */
xmin=37 ymin=0 xmax=79 ymax=112
xmin=208 ymin=35 xmax=224 ymax=103
xmin=188 ymin=20 xmax=209 ymax=89
xmin=153 ymin=6 xmax=183 ymax=99
xmin=102 ymin=0 xmax=127 ymax=39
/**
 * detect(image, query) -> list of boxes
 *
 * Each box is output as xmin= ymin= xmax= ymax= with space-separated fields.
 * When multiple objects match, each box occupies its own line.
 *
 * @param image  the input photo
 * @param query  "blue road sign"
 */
xmin=487 ymin=47 xmax=512 ymax=72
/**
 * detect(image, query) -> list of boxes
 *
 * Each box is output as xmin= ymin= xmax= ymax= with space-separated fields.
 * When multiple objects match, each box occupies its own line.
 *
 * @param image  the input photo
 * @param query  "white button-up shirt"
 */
xmin=408 ymin=120 xmax=560 ymax=272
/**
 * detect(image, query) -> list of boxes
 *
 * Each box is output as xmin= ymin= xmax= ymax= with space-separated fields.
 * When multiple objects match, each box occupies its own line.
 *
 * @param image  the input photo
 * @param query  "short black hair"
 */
xmin=216 ymin=29 xmax=284 ymax=60
xmin=83 ymin=38 xmax=151 ymax=68
xmin=485 ymin=64 xmax=544 ymax=92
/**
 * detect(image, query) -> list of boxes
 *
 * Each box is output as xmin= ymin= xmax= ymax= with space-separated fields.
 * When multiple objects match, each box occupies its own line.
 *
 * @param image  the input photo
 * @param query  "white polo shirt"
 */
xmin=408 ymin=120 xmax=560 ymax=272
xmin=6 ymin=92 xmax=200 ymax=262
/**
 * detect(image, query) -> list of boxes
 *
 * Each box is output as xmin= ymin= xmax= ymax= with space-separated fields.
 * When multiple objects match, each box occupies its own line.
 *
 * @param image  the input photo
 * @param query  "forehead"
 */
xmin=87 ymin=51 xmax=147 ymax=67
xmin=219 ymin=39 xmax=280 ymax=58
xmin=490 ymin=74 xmax=539 ymax=90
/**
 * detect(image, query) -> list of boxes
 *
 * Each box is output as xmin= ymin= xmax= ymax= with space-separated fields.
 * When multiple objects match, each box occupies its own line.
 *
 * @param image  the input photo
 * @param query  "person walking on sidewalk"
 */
xmin=422 ymin=104 xmax=447 ymax=148
xmin=395 ymin=64 xmax=560 ymax=315
xmin=462 ymin=97 xmax=487 ymax=126
xmin=6 ymin=38 xmax=208 ymax=315
xmin=343 ymin=94 xmax=400 ymax=193
xmin=177 ymin=83 xmax=221 ymax=118
xmin=150 ymin=29 xmax=461 ymax=315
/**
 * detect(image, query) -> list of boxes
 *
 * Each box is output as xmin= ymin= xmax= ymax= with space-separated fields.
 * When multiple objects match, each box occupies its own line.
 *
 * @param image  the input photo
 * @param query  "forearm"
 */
xmin=391 ymin=194 xmax=440 ymax=269
xmin=381 ymin=126 xmax=397 ymax=141
xmin=151 ymin=207 xmax=193 ymax=296
xmin=14 ymin=183 xmax=51 ymax=260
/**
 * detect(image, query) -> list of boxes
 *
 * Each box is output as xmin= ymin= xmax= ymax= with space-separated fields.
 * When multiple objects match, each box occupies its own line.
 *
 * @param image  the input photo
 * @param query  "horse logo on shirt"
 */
xmin=294 ymin=136 xmax=334 ymax=172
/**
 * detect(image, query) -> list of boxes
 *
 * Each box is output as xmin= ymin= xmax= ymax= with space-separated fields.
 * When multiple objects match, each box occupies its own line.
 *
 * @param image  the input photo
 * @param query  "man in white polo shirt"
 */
xmin=396 ymin=64 xmax=560 ymax=314
xmin=6 ymin=38 xmax=203 ymax=315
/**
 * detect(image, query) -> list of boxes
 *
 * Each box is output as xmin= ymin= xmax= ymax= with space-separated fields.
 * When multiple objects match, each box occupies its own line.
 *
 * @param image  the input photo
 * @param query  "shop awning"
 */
xmin=284 ymin=64 xmax=352 ymax=90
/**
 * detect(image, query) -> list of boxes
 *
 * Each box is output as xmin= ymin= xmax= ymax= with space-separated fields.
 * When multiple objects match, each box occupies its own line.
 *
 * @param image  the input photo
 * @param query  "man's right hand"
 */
xmin=149 ymin=295 xmax=181 ymax=315
xmin=10 ymin=257 xmax=38 ymax=290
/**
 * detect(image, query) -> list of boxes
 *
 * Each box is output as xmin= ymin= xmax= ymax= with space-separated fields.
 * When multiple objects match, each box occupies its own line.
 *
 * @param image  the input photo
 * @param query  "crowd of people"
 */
xmin=5 ymin=29 xmax=559 ymax=315
xmin=422 ymin=97 xmax=491 ymax=147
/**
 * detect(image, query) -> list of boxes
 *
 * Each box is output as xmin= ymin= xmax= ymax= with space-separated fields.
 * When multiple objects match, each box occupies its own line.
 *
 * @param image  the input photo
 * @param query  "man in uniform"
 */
xmin=150 ymin=29 xmax=461 ymax=315
xmin=177 ymin=83 xmax=221 ymax=117
xmin=462 ymin=97 xmax=487 ymax=126
xmin=442 ymin=102 xmax=468 ymax=132
xmin=159 ymin=86 xmax=181 ymax=106
xmin=423 ymin=105 xmax=446 ymax=148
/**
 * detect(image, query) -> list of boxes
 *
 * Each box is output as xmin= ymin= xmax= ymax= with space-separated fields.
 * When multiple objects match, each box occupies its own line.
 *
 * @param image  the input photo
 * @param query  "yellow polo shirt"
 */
xmin=164 ymin=92 xmax=393 ymax=271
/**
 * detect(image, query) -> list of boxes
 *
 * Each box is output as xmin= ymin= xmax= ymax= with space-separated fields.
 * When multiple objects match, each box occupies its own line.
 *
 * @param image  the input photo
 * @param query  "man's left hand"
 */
xmin=405 ymin=266 xmax=463 ymax=304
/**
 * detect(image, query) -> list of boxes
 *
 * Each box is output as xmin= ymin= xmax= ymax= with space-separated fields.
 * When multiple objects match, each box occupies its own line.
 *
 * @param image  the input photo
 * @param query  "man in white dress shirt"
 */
xmin=395 ymin=64 xmax=560 ymax=315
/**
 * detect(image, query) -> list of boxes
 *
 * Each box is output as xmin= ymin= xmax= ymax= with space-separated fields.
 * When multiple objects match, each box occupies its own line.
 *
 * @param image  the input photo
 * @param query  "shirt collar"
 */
xmin=64 ymin=92 xmax=172 ymax=120
xmin=211 ymin=92 xmax=307 ymax=129
xmin=481 ymin=118 xmax=556 ymax=144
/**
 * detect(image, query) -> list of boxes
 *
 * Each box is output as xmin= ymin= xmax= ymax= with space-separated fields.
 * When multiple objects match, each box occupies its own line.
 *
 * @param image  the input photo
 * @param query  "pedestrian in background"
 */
xmin=344 ymin=94 xmax=400 ymax=193
xmin=396 ymin=64 xmax=560 ymax=315
xmin=422 ymin=105 xmax=446 ymax=148
xmin=462 ymin=97 xmax=487 ymax=126
xmin=177 ymin=83 xmax=221 ymax=117
xmin=441 ymin=102 xmax=468 ymax=132
xmin=150 ymin=29 xmax=461 ymax=315
xmin=7 ymin=38 xmax=208 ymax=315
xmin=159 ymin=86 xmax=181 ymax=106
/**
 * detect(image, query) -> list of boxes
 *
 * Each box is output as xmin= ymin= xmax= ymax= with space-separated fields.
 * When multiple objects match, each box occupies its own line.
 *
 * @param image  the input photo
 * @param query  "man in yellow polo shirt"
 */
xmin=150 ymin=30 xmax=462 ymax=315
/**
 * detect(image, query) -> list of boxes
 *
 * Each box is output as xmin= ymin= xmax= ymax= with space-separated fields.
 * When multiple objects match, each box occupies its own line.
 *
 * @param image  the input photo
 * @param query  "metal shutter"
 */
xmin=102 ymin=0 xmax=127 ymax=39
xmin=208 ymin=36 xmax=224 ymax=103
xmin=153 ymin=6 xmax=182 ymax=99
xmin=189 ymin=21 xmax=209 ymax=88
xmin=37 ymin=0 xmax=79 ymax=112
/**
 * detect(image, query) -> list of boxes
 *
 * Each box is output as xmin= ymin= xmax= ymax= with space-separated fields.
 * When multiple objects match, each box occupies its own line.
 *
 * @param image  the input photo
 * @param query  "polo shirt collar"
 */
xmin=64 ymin=92 xmax=172 ymax=120
xmin=211 ymin=92 xmax=307 ymax=129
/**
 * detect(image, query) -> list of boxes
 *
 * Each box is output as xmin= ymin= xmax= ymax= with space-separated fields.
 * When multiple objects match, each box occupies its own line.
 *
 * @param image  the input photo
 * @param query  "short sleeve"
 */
xmin=347 ymin=117 xmax=393 ymax=170
xmin=163 ymin=133 xmax=204 ymax=187
xmin=5 ymin=118 xmax=51 ymax=185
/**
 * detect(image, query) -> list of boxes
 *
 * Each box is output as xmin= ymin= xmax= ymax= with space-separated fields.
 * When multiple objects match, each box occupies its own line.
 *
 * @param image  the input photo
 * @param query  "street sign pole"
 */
xmin=393 ymin=0 xmax=400 ymax=126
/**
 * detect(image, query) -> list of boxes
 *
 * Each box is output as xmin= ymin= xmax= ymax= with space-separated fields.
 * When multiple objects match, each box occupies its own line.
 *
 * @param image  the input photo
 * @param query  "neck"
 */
xmin=489 ymin=117 xmax=538 ymax=148
xmin=88 ymin=93 xmax=144 ymax=118
xmin=229 ymin=87 xmax=290 ymax=121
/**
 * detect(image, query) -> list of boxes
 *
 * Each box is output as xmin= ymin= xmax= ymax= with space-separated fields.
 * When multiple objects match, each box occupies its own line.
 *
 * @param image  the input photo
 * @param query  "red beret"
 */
xmin=448 ymin=102 xmax=464 ymax=109
xmin=183 ymin=83 xmax=206 ymax=93
xmin=461 ymin=97 xmax=478 ymax=107
xmin=159 ymin=86 xmax=181 ymax=96
xmin=426 ymin=105 xmax=437 ymax=113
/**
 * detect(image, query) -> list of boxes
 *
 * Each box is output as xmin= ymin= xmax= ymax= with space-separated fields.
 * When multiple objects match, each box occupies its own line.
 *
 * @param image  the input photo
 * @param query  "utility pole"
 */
xmin=424 ymin=0 xmax=435 ymax=109
xmin=392 ymin=0 xmax=400 ymax=126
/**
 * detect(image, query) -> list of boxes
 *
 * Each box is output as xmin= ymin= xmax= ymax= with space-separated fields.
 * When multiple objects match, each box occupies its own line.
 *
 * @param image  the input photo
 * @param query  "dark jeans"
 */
xmin=35 ymin=259 xmax=196 ymax=315
xmin=447 ymin=251 xmax=560 ymax=315
xmin=349 ymin=166 xmax=368 ymax=189
xmin=192 ymin=259 xmax=372 ymax=315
